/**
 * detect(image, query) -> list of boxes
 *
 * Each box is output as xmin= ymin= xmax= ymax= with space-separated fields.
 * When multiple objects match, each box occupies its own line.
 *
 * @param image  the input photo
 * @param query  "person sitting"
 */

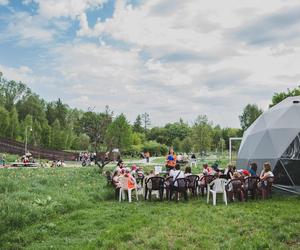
xmin=248 ymin=162 xmax=258 ymax=177
xmin=224 ymin=164 xmax=234 ymax=179
xmin=184 ymin=166 xmax=192 ymax=177
xmin=170 ymin=164 xmax=184 ymax=182
xmin=202 ymin=164 xmax=214 ymax=176
xmin=212 ymin=163 xmax=221 ymax=173
xmin=114 ymin=160 xmax=124 ymax=174
xmin=237 ymin=169 xmax=250 ymax=177
xmin=170 ymin=164 xmax=186 ymax=200
xmin=259 ymin=162 xmax=274 ymax=199
xmin=112 ymin=171 xmax=121 ymax=199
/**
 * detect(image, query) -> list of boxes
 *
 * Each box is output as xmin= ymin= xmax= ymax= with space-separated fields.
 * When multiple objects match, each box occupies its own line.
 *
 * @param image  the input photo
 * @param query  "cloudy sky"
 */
xmin=0 ymin=0 xmax=300 ymax=128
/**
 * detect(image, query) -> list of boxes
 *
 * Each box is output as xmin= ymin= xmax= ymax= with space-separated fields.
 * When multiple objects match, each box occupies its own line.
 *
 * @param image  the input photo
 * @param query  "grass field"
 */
xmin=1 ymin=167 xmax=300 ymax=250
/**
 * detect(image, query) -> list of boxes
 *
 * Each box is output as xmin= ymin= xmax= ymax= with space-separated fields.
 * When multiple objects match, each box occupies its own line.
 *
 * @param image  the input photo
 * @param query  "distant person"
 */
xmin=144 ymin=151 xmax=150 ymax=163
xmin=190 ymin=153 xmax=197 ymax=167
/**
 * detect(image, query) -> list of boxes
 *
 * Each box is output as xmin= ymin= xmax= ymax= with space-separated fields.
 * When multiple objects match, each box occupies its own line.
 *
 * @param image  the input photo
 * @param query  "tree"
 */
xmin=45 ymin=99 xmax=68 ymax=127
xmin=40 ymin=120 xmax=51 ymax=148
xmin=239 ymin=104 xmax=263 ymax=131
xmin=16 ymin=94 xmax=46 ymax=122
xmin=0 ymin=77 xmax=31 ymax=111
xmin=164 ymin=121 xmax=190 ymax=145
xmin=80 ymin=110 xmax=112 ymax=151
xmin=181 ymin=137 xmax=193 ymax=153
xmin=192 ymin=115 xmax=213 ymax=153
xmin=270 ymin=86 xmax=300 ymax=107
xmin=71 ymin=133 xmax=90 ymax=150
xmin=141 ymin=112 xmax=151 ymax=132
xmin=50 ymin=119 xmax=64 ymax=150
xmin=105 ymin=114 xmax=133 ymax=152
xmin=0 ymin=106 xmax=9 ymax=137
xmin=172 ymin=137 xmax=181 ymax=152
xmin=8 ymin=107 xmax=20 ymax=139
xmin=133 ymin=115 xmax=144 ymax=133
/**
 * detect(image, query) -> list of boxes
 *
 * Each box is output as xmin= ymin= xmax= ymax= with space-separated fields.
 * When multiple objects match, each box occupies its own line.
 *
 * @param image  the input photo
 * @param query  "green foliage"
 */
xmin=0 ymin=76 xmax=31 ymax=111
xmin=105 ymin=114 xmax=133 ymax=152
xmin=16 ymin=94 xmax=46 ymax=122
xmin=192 ymin=115 xmax=213 ymax=152
xmin=270 ymin=86 xmax=300 ymax=107
xmin=181 ymin=136 xmax=193 ymax=153
xmin=141 ymin=112 xmax=151 ymax=132
xmin=142 ymin=140 xmax=168 ymax=156
xmin=8 ymin=107 xmax=19 ymax=139
xmin=71 ymin=134 xmax=90 ymax=150
xmin=80 ymin=110 xmax=112 ymax=151
xmin=239 ymin=104 xmax=263 ymax=131
xmin=172 ymin=137 xmax=181 ymax=152
xmin=133 ymin=114 xmax=144 ymax=133
xmin=0 ymin=106 xmax=9 ymax=137
xmin=51 ymin=119 xmax=64 ymax=150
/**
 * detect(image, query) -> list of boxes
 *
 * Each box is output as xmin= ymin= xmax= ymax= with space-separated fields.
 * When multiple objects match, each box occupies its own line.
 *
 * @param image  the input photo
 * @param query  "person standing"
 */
xmin=166 ymin=148 xmax=177 ymax=172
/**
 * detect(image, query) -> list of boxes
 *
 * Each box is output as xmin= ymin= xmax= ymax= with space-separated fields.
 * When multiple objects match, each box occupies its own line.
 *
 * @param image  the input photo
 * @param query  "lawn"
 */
xmin=1 ymin=167 xmax=300 ymax=250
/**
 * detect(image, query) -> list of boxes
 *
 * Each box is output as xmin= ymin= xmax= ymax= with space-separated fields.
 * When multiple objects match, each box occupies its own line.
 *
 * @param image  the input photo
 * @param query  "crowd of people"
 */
xmin=108 ymin=149 xmax=275 ymax=202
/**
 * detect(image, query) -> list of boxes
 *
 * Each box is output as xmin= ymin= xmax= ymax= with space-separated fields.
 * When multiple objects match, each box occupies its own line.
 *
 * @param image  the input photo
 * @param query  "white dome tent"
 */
xmin=237 ymin=96 xmax=300 ymax=193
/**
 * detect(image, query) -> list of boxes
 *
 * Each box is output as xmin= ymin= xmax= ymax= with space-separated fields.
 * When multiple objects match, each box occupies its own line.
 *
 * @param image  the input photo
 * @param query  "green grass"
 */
xmin=1 ymin=167 xmax=300 ymax=250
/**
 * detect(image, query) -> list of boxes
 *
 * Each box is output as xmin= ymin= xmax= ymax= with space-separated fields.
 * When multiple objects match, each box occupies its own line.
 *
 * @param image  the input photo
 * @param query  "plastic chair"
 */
xmin=119 ymin=176 xmax=138 ymax=203
xmin=226 ymin=179 xmax=244 ymax=202
xmin=185 ymin=175 xmax=200 ymax=196
xmin=207 ymin=178 xmax=227 ymax=206
xmin=244 ymin=176 xmax=260 ymax=201
xmin=171 ymin=178 xmax=189 ymax=201
xmin=144 ymin=176 xmax=165 ymax=201
xmin=199 ymin=175 xmax=215 ymax=196
xmin=258 ymin=176 xmax=275 ymax=199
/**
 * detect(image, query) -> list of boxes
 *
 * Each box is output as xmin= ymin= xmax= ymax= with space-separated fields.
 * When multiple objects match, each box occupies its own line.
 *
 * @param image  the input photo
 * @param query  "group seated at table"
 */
xmin=107 ymin=160 xmax=275 ymax=203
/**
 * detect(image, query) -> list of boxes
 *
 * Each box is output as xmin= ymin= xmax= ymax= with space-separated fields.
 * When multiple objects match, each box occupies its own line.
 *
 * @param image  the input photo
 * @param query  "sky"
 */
xmin=0 ymin=0 xmax=300 ymax=128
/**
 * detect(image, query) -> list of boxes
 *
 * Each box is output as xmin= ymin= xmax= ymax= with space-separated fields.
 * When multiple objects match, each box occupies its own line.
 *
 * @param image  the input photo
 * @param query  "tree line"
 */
xmin=0 ymin=72 xmax=297 ymax=156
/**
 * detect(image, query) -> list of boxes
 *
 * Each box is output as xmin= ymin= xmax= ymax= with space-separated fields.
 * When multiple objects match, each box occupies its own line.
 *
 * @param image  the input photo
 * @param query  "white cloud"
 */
xmin=32 ymin=0 xmax=108 ymax=19
xmin=0 ymin=0 xmax=8 ymax=5
xmin=1 ymin=12 xmax=56 ymax=45
xmin=2 ymin=0 xmax=300 ymax=127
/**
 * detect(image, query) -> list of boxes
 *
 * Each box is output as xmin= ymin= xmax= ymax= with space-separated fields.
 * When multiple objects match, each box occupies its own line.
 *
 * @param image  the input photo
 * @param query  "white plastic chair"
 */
xmin=207 ymin=178 xmax=227 ymax=206
xmin=119 ymin=176 xmax=139 ymax=203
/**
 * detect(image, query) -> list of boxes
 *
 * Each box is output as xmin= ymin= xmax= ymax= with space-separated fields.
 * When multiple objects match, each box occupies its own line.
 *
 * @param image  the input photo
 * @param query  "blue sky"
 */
xmin=0 ymin=0 xmax=300 ymax=128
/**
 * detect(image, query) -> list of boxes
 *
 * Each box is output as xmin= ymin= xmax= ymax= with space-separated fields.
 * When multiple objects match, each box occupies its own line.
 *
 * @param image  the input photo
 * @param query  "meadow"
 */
xmin=1 ymin=166 xmax=300 ymax=250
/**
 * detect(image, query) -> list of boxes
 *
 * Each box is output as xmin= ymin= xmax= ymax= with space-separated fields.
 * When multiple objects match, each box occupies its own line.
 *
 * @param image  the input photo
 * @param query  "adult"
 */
xmin=184 ymin=166 xmax=192 ymax=177
xmin=259 ymin=162 xmax=274 ymax=199
xmin=170 ymin=164 xmax=187 ymax=201
xmin=202 ymin=164 xmax=213 ymax=176
xmin=166 ymin=148 xmax=177 ymax=172
xmin=144 ymin=151 xmax=150 ymax=163
xmin=248 ymin=162 xmax=258 ymax=177
xmin=170 ymin=164 xmax=185 ymax=187
xmin=224 ymin=164 xmax=234 ymax=179
xmin=190 ymin=153 xmax=197 ymax=167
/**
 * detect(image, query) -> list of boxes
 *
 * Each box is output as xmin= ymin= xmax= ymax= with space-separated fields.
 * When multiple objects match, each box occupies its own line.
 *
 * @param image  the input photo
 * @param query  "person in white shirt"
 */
xmin=171 ymin=164 xmax=185 ymax=187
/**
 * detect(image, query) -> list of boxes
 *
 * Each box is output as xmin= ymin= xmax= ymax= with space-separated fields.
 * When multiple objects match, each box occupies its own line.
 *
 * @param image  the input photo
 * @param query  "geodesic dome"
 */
xmin=237 ymin=96 xmax=300 ymax=193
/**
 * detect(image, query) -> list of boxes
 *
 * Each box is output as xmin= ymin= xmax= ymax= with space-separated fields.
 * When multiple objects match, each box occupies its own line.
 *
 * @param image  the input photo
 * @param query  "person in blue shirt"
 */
xmin=248 ymin=162 xmax=258 ymax=176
